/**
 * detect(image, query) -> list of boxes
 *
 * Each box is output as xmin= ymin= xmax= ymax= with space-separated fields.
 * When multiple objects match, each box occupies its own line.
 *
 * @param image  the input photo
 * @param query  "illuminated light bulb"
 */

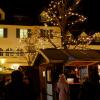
xmin=50 ymin=8 xmax=52 ymax=10
xmin=53 ymin=14 xmax=56 ymax=17
xmin=53 ymin=5 xmax=56 ymax=8
xmin=75 ymin=13 xmax=78 ymax=15
xmin=71 ymin=13 xmax=74 ymax=15
xmin=72 ymin=22 xmax=74 ymax=24
xmin=58 ymin=2 xmax=60 ymax=5
xmin=59 ymin=16 xmax=62 ymax=19
xmin=51 ymin=1 xmax=54 ymax=3
xmin=68 ymin=12 xmax=71 ymax=14
xmin=69 ymin=8 xmax=72 ymax=11
xmin=54 ymin=11 xmax=57 ymax=13
xmin=50 ymin=18 xmax=53 ymax=21
xmin=54 ymin=23 xmax=56 ymax=25
xmin=49 ymin=4 xmax=51 ymax=6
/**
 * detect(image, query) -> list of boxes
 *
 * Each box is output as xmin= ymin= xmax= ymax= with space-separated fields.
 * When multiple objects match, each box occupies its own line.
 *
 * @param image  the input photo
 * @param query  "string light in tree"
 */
xmin=41 ymin=0 xmax=87 ymax=26
xmin=40 ymin=0 xmax=87 ymax=48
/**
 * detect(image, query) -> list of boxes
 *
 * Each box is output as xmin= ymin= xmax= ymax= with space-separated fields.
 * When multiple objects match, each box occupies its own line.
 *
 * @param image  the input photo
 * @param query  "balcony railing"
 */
xmin=0 ymin=51 xmax=24 ymax=57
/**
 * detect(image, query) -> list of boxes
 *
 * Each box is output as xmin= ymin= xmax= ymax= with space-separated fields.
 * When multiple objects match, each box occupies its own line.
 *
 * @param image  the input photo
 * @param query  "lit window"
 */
xmin=0 ymin=28 xmax=3 ymax=38
xmin=16 ymin=29 xmax=31 ymax=38
xmin=0 ymin=28 xmax=7 ymax=38
xmin=11 ymin=64 xmax=20 ymax=70
xmin=20 ymin=29 xmax=28 ymax=38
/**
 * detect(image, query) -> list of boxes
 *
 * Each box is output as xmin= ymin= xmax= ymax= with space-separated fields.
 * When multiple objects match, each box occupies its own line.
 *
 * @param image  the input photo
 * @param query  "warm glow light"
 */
xmin=67 ymin=78 xmax=74 ymax=83
xmin=0 ymin=68 xmax=3 ymax=71
xmin=41 ymin=0 xmax=86 ymax=26
xmin=11 ymin=64 xmax=20 ymax=70
xmin=0 ymin=59 xmax=6 ymax=64
xmin=98 ymin=65 xmax=100 ymax=69
xmin=43 ymin=71 xmax=46 ymax=77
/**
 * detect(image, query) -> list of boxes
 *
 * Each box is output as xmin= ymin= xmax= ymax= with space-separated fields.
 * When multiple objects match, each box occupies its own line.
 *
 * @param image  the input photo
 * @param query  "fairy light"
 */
xmin=41 ymin=0 xmax=86 ymax=26
xmin=40 ymin=0 xmax=87 ymax=48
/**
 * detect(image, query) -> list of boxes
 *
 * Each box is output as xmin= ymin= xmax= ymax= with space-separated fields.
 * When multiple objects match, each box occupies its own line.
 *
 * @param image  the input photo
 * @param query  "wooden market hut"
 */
xmin=64 ymin=49 xmax=100 ymax=82
xmin=63 ymin=49 xmax=100 ymax=100
xmin=19 ymin=49 xmax=100 ymax=100
xmin=32 ymin=48 xmax=68 ymax=100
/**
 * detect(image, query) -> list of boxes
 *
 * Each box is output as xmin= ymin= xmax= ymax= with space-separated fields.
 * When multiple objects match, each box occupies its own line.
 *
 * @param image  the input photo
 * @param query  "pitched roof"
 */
xmin=64 ymin=61 xmax=100 ymax=67
xmin=32 ymin=48 xmax=68 ymax=65
xmin=40 ymin=48 xmax=68 ymax=62
xmin=67 ymin=49 xmax=100 ymax=61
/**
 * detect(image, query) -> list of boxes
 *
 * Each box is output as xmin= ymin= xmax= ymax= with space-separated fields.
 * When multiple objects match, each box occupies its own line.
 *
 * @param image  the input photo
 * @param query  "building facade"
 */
xmin=0 ymin=24 xmax=61 ymax=71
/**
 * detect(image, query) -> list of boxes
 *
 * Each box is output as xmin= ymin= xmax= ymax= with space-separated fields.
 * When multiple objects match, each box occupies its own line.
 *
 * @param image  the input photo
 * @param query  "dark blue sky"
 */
xmin=0 ymin=0 xmax=100 ymax=32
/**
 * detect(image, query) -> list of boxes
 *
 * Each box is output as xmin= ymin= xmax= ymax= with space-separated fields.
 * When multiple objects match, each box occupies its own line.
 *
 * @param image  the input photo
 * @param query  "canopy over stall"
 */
xmin=64 ymin=61 xmax=100 ymax=83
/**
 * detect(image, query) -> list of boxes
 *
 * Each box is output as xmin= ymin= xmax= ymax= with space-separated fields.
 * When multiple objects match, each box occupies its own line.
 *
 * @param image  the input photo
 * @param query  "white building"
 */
xmin=0 ymin=8 xmax=62 ymax=73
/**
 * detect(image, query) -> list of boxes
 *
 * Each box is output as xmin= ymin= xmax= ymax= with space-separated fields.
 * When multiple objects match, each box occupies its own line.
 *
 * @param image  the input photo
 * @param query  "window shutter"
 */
xmin=28 ymin=29 xmax=31 ymax=38
xmin=16 ymin=29 xmax=20 ymax=38
xmin=4 ymin=28 xmax=8 ymax=38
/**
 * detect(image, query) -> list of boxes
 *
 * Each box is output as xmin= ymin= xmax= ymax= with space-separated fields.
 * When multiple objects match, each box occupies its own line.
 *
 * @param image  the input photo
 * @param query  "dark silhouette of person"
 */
xmin=4 ymin=70 xmax=31 ymax=100
xmin=24 ymin=67 xmax=40 ymax=100
xmin=78 ymin=70 xmax=100 ymax=100
xmin=0 ymin=76 xmax=6 ymax=100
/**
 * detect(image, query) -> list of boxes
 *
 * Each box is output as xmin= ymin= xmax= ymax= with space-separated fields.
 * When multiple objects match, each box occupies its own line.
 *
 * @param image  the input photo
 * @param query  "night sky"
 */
xmin=0 ymin=0 xmax=100 ymax=32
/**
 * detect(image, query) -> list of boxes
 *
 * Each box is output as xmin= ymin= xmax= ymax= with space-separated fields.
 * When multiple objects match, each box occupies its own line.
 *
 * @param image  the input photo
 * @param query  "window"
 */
xmin=40 ymin=29 xmax=53 ymax=39
xmin=16 ymin=29 xmax=31 ymax=38
xmin=20 ymin=29 xmax=28 ymax=38
xmin=0 ymin=29 xmax=3 ymax=37
xmin=0 ymin=28 xmax=7 ymax=38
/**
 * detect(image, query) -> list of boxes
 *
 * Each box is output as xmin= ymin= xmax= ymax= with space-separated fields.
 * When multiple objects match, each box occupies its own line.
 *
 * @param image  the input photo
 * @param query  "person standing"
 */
xmin=56 ymin=74 xmax=70 ymax=100
xmin=4 ymin=70 xmax=31 ymax=100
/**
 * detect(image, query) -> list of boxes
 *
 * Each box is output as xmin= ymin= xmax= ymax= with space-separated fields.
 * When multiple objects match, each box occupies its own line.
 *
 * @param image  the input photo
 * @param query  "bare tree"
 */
xmin=18 ymin=30 xmax=39 ymax=66
xmin=40 ymin=0 xmax=87 ymax=49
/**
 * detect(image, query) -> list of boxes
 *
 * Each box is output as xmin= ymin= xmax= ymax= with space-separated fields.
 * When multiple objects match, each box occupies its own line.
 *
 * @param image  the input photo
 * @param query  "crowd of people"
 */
xmin=0 ymin=70 xmax=40 ymax=100
xmin=0 ymin=69 xmax=100 ymax=100
xmin=55 ymin=72 xmax=100 ymax=100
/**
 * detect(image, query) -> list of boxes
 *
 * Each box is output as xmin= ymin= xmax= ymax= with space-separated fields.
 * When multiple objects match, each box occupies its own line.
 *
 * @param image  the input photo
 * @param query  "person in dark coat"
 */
xmin=78 ymin=71 xmax=100 ymax=100
xmin=4 ymin=70 xmax=31 ymax=100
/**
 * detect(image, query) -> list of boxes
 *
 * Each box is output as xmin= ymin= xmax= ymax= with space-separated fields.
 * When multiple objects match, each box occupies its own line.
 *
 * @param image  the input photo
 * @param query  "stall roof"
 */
xmin=67 ymin=49 xmax=100 ymax=60
xmin=32 ymin=48 xmax=68 ymax=65
xmin=40 ymin=48 xmax=68 ymax=61
xmin=64 ymin=61 xmax=100 ymax=67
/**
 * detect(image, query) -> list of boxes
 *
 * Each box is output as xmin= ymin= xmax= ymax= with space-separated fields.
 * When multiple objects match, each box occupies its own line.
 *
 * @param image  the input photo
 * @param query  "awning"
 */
xmin=64 ymin=61 xmax=100 ymax=67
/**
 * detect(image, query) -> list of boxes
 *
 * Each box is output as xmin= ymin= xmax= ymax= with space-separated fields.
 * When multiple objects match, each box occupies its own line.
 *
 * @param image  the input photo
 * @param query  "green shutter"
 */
xmin=4 ymin=28 xmax=8 ymax=38
xmin=16 ymin=29 xmax=20 ymax=38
